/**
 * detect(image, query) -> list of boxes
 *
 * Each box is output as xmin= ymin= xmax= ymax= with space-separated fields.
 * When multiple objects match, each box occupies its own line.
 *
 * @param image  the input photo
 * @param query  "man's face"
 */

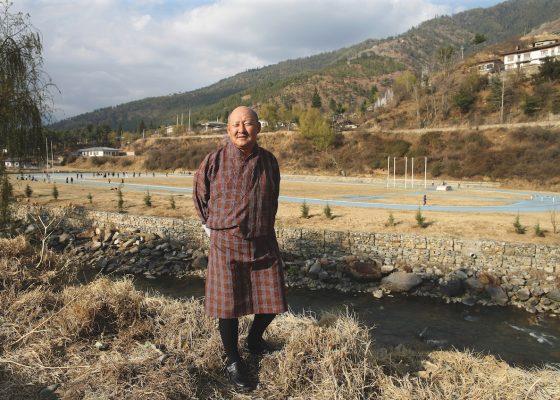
xmin=227 ymin=107 xmax=260 ymax=153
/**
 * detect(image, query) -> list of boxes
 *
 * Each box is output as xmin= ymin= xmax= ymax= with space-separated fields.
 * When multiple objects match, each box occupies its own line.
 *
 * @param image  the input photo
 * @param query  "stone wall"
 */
xmin=16 ymin=205 xmax=558 ymax=281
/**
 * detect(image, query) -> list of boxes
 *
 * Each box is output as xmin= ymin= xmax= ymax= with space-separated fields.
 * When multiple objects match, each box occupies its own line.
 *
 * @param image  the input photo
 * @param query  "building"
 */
xmin=470 ymin=58 xmax=504 ymax=75
xmin=501 ymin=38 xmax=560 ymax=72
xmin=77 ymin=147 xmax=122 ymax=157
xmin=3 ymin=159 xmax=32 ymax=169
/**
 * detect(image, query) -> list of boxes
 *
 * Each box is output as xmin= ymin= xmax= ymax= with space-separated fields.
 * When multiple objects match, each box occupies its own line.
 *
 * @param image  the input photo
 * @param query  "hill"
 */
xmin=50 ymin=0 xmax=560 ymax=134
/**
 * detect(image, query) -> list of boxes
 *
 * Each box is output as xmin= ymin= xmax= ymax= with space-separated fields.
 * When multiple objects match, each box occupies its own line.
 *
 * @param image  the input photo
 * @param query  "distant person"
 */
xmin=193 ymin=106 xmax=286 ymax=391
xmin=423 ymin=194 xmax=427 ymax=206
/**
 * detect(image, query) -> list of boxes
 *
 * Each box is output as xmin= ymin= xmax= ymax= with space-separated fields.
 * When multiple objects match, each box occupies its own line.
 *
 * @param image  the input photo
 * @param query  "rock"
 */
xmin=39 ymin=384 xmax=60 ymax=400
xmin=531 ymin=287 xmax=545 ymax=297
xmin=440 ymin=279 xmax=465 ymax=297
xmin=128 ymin=246 xmax=140 ymax=255
xmin=123 ymin=239 xmax=135 ymax=248
xmin=90 ymin=241 xmax=102 ymax=251
xmin=142 ymin=232 xmax=159 ymax=242
xmin=461 ymin=296 xmax=477 ymax=306
xmin=192 ymin=255 xmax=208 ymax=270
xmin=58 ymin=232 xmax=71 ymax=244
xmin=25 ymin=224 xmax=36 ymax=234
xmin=103 ymin=230 xmax=113 ymax=242
xmin=381 ymin=272 xmax=422 ymax=292
xmin=546 ymin=289 xmax=560 ymax=302
xmin=451 ymin=269 xmax=468 ymax=280
xmin=94 ymin=341 xmax=109 ymax=351
xmin=95 ymin=227 xmax=102 ymax=236
xmin=372 ymin=289 xmax=384 ymax=299
xmin=515 ymin=288 xmax=531 ymax=301
xmin=485 ymin=285 xmax=509 ymax=306
xmin=345 ymin=261 xmax=382 ymax=282
xmin=308 ymin=261 xmax=322 ymax=278
xmin=381 ymin=265 xmax=395 ymax=274
xmin=464 ymin=277 xmax=484 ymax=292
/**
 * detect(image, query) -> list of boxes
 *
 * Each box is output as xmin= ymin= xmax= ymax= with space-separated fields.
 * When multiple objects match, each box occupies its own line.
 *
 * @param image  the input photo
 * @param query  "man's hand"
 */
xmin=202 ymin=224 xmax=211 ymax=237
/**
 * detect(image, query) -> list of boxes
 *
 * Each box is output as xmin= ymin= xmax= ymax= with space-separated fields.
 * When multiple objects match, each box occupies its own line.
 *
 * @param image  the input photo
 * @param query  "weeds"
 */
xmin=144 ymin=190 xmax=152 ymax=207
xmin=117 ymin=188 xmax=124 ymax=212
xmin=534 ymin=222 xmax=545 ymax=237
xmin=87 ymin=192 xmax=93 ymax=204
xmin=24 ymin=184 xmax=32 ymax=199
xmin=51 ymin=183 xmax=58 ymax=200
xmin=169 ymin=195 xmax=176 ymax=210
xmin=385 ymin=212 xmax=396 ymax=227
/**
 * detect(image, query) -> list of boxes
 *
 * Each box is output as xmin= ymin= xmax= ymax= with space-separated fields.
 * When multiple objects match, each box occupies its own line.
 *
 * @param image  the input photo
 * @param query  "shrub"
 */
xmin=144 ymin=191 xmax=152 ymax=207
xmin=415 ymin=207 xmax=426 ymax=228
xmin=52 ymin=184 xmax=59 ymax=200
xmin=117 ymin=188 xmax=124 ymax=212
xmin=323 ymin=202 xmax=332 ymax=219
xmin=534 ymin=222 xmax=545 ymax=237
xmin=385 ymin=212 xmax=396 ymax=227
xmin=0 ymin=165 xmax=13 ymax=227
xmin=301 ymin=200 xmax=310 ymax=219
xmin=513 ymin=214 xmax=526 ymax=234
xmin=87 ymin=193 xmax=93 ymax=204
xmin=169 ymin=195 xmax=176 ymax=210
xmin=24 ymin=184 xmax=32 ymax=198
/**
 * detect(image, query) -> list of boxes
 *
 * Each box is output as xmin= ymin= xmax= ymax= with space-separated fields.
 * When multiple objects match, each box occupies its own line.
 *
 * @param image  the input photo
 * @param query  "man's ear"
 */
xmin=256 ymin=121 xmax=261 ymax=134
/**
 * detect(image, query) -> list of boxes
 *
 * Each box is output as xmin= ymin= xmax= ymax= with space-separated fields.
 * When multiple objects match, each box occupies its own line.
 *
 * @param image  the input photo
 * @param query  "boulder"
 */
xmin=485 ymin=285 xmax=509 ymax=306
xmin=345 ymin=261 xmax=382 ymax=282
xmin=192 ymin=255 xmax=208 ymax=270
xmin=381 ymin=272 xmax=422 ymax=292
xmin=58 ymin=232 xmax=71 ymax=244
xmin=546 ymin=289 xmax=560 ymax=303
xmin=464 ymin=277 xmax=484 ymax=292
xmin=439 ymin=279 xmax=465 ymax=297
xmin=308 ymin=261 xmax=322 ymax=278
xmin=515 ymin=288 xmax=531 ymax=301
xmin=90 ymin=241 xmax=102 ymax=251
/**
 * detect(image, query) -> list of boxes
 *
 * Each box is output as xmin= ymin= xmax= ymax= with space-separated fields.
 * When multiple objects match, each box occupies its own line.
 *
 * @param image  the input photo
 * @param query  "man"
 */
xmin=193 ymin=106 xmax=287 ymax=391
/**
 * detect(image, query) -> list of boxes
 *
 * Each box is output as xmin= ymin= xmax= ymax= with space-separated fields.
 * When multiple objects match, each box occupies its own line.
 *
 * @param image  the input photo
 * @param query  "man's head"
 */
xmin=227 ymin=106 xmax=261 ymax=154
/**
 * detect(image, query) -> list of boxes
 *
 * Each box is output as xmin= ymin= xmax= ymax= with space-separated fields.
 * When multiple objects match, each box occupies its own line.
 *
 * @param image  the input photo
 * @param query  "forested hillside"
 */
xmin=50 ymin=0 xmax=560 ymax=136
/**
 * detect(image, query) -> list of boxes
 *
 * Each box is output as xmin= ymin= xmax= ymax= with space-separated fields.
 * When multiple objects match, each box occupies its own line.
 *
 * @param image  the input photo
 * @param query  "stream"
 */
xmin=133 ymin=275 xmax=560 ymax=368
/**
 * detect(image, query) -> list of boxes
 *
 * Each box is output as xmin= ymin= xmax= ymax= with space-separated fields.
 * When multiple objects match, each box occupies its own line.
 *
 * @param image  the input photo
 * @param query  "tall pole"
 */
xmin=393 ymin=157 xmax=396 ymax=188
xmin=500 ymin=74 xmax=505 ymax=124
xmin=387 ymin=156 xmax=390 ymax=188
xmin=411 ymin=157 xmax=414 ymax=188
xmin=188 ymin=109 xmax=191 ymax=132
xmin=424 ymin=157 xmax=427 ymax=189
xmin=50 ymin=141 xmax=54 ymax=172
xmin=45 ymin=137 xmax=49 ymax=175
xmin=404 ymin=156 xmax=408 ymax=189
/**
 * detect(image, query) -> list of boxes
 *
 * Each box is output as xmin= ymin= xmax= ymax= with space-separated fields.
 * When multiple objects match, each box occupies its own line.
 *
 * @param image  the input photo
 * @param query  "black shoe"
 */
xmin=226 ymin=361 xmax=253 ymax=391
xmin=246 ymin=339 xmax=280 ymax=356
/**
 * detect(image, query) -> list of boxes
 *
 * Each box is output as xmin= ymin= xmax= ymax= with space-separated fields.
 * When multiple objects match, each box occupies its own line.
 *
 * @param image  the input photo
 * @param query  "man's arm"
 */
xmin=192 ymin=154 xmax=212 ymax=225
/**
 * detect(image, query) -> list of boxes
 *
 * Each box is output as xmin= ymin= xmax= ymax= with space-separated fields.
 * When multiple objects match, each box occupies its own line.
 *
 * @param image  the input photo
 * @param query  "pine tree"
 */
xmin=311 ymin=88 xmax=322 ymax=109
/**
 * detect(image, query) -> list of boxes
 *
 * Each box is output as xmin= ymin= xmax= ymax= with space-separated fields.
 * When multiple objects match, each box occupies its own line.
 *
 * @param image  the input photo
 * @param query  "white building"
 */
xmin=78 ymin=147 xmax=122 ymax=157
xmin=502 ymin=39 xmax=560 ymax=71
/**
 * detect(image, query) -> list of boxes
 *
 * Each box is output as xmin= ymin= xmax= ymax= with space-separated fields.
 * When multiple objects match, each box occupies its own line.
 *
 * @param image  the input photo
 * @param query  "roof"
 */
xmin=78 ymin=147 xmax=121 ymax=152
xmin=501 ymin=41 xmax=560 ymax=56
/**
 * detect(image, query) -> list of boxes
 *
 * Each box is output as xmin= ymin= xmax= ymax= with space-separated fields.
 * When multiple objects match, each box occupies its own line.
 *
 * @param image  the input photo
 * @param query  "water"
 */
xmin=133 ymin=275 xmax=560 ymax=368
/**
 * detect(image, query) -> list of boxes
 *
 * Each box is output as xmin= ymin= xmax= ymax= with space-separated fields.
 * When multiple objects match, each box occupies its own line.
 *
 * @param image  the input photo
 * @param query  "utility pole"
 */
xmin=411 ymin=157 xmax=414 ymax=188
xmin=424 ymin=157 xmax=427 ymax=189
xmin=387 ymin=156 xmax=390 ymax=188
xmin=393 ymin=157 xmax=396 ymax=188
xmin=404 ymin=156 xmax=408 ymax=189
xmin=500 ymin=74 xmax=505 ymax=124
xmin=188 ymin=109 xmax=191 ymax=132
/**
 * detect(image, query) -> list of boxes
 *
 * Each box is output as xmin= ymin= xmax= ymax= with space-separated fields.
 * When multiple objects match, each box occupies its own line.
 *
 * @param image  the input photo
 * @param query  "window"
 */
xmin=541 ymin=50 xmax=549 ymax=56
xmin=507 ymin=55 xmax=514 ymax=62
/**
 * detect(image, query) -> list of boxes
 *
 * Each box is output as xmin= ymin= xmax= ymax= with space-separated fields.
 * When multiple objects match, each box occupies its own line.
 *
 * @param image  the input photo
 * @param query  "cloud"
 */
xmin=12 ymin=0 xmax=466 ymax=121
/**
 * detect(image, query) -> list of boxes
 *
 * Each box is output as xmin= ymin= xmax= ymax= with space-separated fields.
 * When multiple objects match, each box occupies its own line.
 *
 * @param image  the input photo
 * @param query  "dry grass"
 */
xmin=11 ymin=176 xmax=560 ymax=244
xmin=1 ymin=237 xmax=559 ymax=399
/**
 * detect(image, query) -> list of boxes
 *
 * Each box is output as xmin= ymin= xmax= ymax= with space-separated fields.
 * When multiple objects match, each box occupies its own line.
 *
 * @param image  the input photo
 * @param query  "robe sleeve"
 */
xmin=193 ymin=154 xmax=212 ymax=224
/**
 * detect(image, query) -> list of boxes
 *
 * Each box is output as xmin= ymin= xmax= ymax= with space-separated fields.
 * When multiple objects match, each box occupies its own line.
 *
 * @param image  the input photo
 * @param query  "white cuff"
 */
xmin=202 ymin=224 xmax=211 ymax=237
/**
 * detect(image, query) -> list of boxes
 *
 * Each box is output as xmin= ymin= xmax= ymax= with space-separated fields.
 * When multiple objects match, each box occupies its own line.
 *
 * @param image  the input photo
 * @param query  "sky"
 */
xmin=12 ymin=0 xmax=505 ymax=121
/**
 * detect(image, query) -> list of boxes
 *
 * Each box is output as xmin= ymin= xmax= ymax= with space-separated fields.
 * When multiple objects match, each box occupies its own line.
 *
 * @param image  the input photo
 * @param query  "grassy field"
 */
xmin=1 ymin=236 xmax=559 ymax=399
xmin=11 ymin=173 xmax=560 ymax=245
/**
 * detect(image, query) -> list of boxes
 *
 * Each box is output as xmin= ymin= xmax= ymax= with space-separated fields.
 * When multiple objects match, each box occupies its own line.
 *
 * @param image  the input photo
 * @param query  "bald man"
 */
xmin=193 ymin=106 xmax=287 ymax=391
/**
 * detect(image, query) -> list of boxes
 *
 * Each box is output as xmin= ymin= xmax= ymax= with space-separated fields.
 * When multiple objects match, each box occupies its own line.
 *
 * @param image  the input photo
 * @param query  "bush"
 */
xmin=323 ymin=202 xmax=333 ymax=219
xmin=144 ymin=191 xmax=152 ymax=207
xmin=117 ymin=189 xmax=124 ymax=212
xmin=415 ymin=207 xmax=426 ymax=228
xmin=52 ymin=184 xmax=59 ymax=200
xmin=301 ymin=200 xmax=310 ymax=219
xmin=24 ymin=184 xmax=32 ymax=198
xmin=87 ymin=193 xmax=93 ymax=204
xmin=169 ymin=195 xmax=176 ymax=210
xmin=385 ymin=212 xmax=396 ymax=227
xmin=513 ymin=214 xmax=526 ymax=234
xmin=534 ymin=222 xmax=545 ymax=237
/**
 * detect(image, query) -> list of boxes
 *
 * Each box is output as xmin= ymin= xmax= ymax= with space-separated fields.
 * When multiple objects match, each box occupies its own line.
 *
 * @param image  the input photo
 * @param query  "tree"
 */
xmin=453 ymin=86 xmax=475 ymax=113
xmin=259 ymin=103 xmax=279 ymax=130
xmin=472 ymin=33 xmax=487 ymax=45
xmin=523 ymin=94 xmax=540 ymax=116
xmin=538 ymin=57 xmax=560 ymax=82
xmin=311 ymin=87 xmax=322 ymax=109
xmin=1 ymin=1 xmax=55 ymax=158
xmin=298 ymin=108 xmax=335 ymax=152
xmin=0 ymin=163 xmax=13 ymax=228
xmin=137 ymin=119 xmax=146 ymax=135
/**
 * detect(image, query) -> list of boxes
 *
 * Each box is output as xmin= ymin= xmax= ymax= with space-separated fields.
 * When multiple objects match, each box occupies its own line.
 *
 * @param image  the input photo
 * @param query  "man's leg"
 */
xmin=219 ymin=318 xmax=252 ymax=390
xmin=247 ymin=313 xmax=276 ymax=353
xmin=218 ymin=318 xmax=241 ymax=364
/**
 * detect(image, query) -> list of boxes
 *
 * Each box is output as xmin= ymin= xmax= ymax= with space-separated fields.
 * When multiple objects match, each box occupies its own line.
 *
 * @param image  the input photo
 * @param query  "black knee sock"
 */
xmin=219 ymin=318 xmax=240 ymax=365
xmin=247 ymin=313 xmax=276 ymax=346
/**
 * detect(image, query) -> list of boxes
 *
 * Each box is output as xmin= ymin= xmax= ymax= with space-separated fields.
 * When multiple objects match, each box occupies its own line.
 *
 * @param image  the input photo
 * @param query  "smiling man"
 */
xmin=192 ymin=106 xmax=287 ymax=391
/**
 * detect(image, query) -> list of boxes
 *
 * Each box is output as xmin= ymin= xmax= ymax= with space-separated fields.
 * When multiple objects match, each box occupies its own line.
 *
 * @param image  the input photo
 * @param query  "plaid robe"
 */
xmin=193 ymin=142 xmax=287 ymax=318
